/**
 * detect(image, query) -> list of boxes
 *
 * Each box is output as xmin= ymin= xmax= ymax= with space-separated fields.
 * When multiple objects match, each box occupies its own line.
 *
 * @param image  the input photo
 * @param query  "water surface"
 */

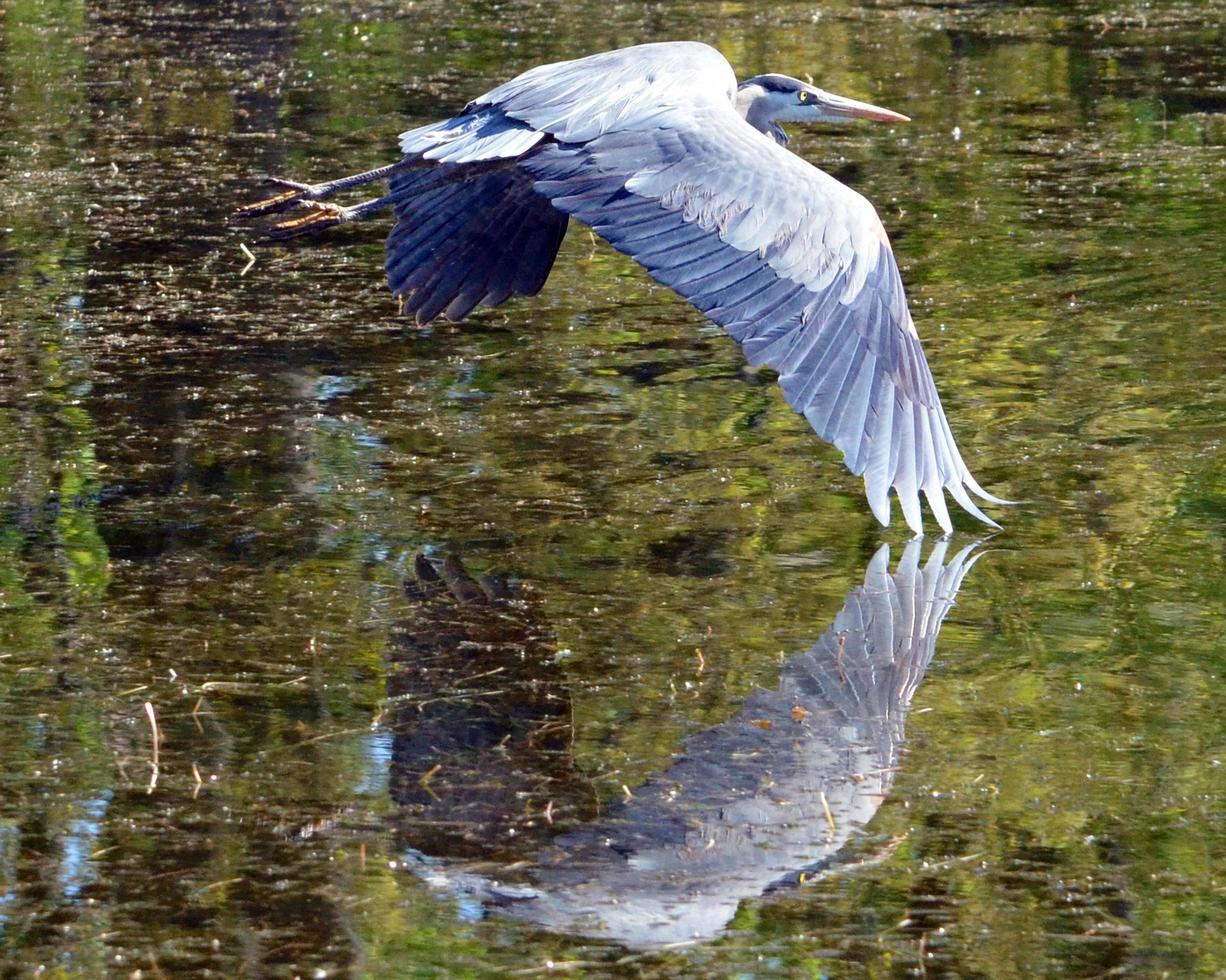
xmin=2 ymin=0 xmax=1226 ymax=975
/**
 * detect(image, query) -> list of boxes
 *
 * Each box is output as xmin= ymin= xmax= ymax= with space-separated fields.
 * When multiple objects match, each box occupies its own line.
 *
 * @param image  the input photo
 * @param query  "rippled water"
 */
xmin=2 ymin=0 xmax=1225 ymax=975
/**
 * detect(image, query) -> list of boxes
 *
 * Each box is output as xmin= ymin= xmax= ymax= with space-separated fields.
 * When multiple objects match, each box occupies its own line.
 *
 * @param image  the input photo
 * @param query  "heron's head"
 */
xmin=735 ymin=74 xmax=909 ymax=146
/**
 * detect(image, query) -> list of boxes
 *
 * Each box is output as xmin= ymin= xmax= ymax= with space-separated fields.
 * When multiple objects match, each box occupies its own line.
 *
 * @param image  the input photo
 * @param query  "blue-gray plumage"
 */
xmin=235 ymin=41 xmax=1008 ymax=535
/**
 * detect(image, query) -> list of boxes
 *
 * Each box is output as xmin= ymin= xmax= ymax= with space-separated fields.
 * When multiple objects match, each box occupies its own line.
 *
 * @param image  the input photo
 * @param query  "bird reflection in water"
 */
xmin=386 ymin=540 xmax=980 ymax=947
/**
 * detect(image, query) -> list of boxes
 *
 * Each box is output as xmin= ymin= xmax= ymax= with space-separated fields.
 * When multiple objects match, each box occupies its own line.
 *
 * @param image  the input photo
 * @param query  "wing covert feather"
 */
xmin=473 ymin=42 xmax=739 ymax=144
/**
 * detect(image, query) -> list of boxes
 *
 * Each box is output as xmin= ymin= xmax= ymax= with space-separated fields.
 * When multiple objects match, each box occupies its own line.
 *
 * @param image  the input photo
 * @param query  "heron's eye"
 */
xmin=798 ymin=91 xmax=810 ymax=104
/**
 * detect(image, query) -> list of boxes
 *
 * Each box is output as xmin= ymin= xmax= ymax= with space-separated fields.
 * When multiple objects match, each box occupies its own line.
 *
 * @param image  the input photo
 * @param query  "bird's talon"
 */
xmin=267 ymin=206 xmax=345 ymax=240
xmin=233 ymin=187 xmax=309 ymax=220
xmin=233 ymin=179 xmax=328 ymax=220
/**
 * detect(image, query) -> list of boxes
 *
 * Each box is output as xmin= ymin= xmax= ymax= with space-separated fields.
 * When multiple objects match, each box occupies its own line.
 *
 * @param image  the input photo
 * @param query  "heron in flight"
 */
xmin=236 ymin=42 xmax=1007 ymax=534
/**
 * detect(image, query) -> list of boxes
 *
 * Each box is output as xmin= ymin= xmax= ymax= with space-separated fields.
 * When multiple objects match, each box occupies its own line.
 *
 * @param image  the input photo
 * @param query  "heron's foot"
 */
xmin=232 ymin=178 xmax=326 ymax=220
xmin=265 ymin=201 xmax=352 ymax=240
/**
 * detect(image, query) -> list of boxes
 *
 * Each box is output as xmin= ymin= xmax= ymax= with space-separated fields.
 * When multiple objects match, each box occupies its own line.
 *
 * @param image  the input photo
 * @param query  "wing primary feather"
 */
xmin=863 ymin=385 xmax=895 ymax=525
xmin=781 ymin=308 xmax=856 ymax=410
xmin=945 ymin=478 xmax=1000 ymax=529
xmin=386 ymin=179 xmax=476 ymax=255
xmin=387 ymin=192 xmax=490 ymax=288
xmin=721 ymin=288 xmax=813 ymax=345
xmin=512 ymin=215 xmax=569 ymax=294
xmin=964 ymin=469 xmax=1014 ymax=505
xmin=684 ymin=255 xmax=770 ymax=305
xmin=923 ymin=484 xmax=953 ymax=536
xmin=445 ymin=199 xmax=564 ymax=316
xmin=835 ymin=353 xmax=877 ymax=473
xmin=628 ymin=224 xmax=715 ymax=264
xmin=406 ymin=214 xmax=511 ymax=322
xmin=911 ymin=401 xmax=932 ymax=499
xmin=893 ymin=401 xmax=923 ymax=535
xmin=705 ymin=270 xmax=789 ymax=321
xmin=802 ymin=337 xmax=867 ymax=439
xmin=598 ymin=209 xmax=690 ymax=247
xmin=394 ymin=184 xmax=514 ymax=290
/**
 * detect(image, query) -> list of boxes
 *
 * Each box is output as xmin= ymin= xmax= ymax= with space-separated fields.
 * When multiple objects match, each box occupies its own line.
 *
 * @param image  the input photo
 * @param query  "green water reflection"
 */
xmin=1 ymin=0 xmax=1225 ymax=975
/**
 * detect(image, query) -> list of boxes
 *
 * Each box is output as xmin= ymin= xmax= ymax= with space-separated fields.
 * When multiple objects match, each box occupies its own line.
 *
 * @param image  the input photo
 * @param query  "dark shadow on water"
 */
xmin=386 ymin=538 xmax=981 ymax=947
xmin=388 ymin=551 xmax=594 ymax=863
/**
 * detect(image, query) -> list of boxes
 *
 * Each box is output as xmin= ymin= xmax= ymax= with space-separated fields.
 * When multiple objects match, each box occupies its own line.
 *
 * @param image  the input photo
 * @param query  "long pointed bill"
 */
xmin=817 ymin=91 xmax=910 ymax=124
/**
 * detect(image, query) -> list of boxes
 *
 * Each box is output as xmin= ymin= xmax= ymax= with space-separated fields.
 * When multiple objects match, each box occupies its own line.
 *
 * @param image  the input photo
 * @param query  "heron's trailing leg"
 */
xmin=234 ymin=161 xmax=415 ymax=219
xmin=265 ymin=194 xmax=397 ymax=240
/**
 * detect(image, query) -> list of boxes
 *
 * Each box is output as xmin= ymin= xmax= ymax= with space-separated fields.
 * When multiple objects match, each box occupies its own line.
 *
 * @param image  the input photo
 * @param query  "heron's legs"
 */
xmin=234 ymin=160 xmax=415 ymax=219
xmin=265 ymin=193 xmax=397 ymax=240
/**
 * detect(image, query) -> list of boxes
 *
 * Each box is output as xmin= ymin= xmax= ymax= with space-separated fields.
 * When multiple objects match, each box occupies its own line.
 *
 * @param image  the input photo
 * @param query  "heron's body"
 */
xmin=237 ymin=42 xmax=1006 ymax=534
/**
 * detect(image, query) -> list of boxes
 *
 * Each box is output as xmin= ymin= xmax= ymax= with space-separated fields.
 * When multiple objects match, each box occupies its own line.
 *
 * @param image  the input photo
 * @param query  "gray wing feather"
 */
xmin=398 ymin=112 xmax=545 ymax=162
xmin=518 ymin=104 xmax=1001 ymax=532
xmin=385 ymin=162 xmax=567 ymax=323
xmin=472 ymin=42 xmax=738 ymax=144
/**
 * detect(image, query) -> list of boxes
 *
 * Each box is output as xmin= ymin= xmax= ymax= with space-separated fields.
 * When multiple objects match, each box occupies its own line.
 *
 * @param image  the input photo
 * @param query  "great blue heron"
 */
xmin=236 ymin=41 xmax=1008 ymax=534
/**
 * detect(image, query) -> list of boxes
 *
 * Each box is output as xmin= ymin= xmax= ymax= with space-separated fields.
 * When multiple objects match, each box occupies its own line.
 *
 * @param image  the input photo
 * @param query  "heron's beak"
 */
xmin=815 ymin=90 xmax=910 ymax=124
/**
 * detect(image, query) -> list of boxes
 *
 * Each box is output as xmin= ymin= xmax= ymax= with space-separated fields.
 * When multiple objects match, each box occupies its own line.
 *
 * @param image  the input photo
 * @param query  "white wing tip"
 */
xmin=924 ymin=484 xmax=954 ymax=536
xmin=897 ymin=487 xmax=925 ymax=537
xmin=962 ymin=471 xmax=1015 ymax=507
xmin=865 ymin=474 xmax=892 ymax=528
xmin=863 ymin=479 xmax=1005 ymax=535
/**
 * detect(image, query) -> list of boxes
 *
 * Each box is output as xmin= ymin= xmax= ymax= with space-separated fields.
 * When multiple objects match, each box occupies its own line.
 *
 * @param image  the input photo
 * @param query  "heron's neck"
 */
xmin=735 ymin=84 xmax=790 ymax=146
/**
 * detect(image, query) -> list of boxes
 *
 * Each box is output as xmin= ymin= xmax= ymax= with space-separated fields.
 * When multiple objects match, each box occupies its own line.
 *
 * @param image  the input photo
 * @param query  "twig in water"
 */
xmin=820 ymin=790 xmax=836 ymax=841
xmin=144 ymin=701 xmax=160 ymax=794
xmin=419 ymin=763 xmax=442 ymax=802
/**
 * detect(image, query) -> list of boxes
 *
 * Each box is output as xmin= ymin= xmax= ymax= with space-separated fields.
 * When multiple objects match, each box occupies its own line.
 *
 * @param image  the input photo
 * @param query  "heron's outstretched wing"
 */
xmin=390 ymin=42 xmax=1003 ymax=533
xmin=515 ymin=101 xmax=1001 ymax=533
